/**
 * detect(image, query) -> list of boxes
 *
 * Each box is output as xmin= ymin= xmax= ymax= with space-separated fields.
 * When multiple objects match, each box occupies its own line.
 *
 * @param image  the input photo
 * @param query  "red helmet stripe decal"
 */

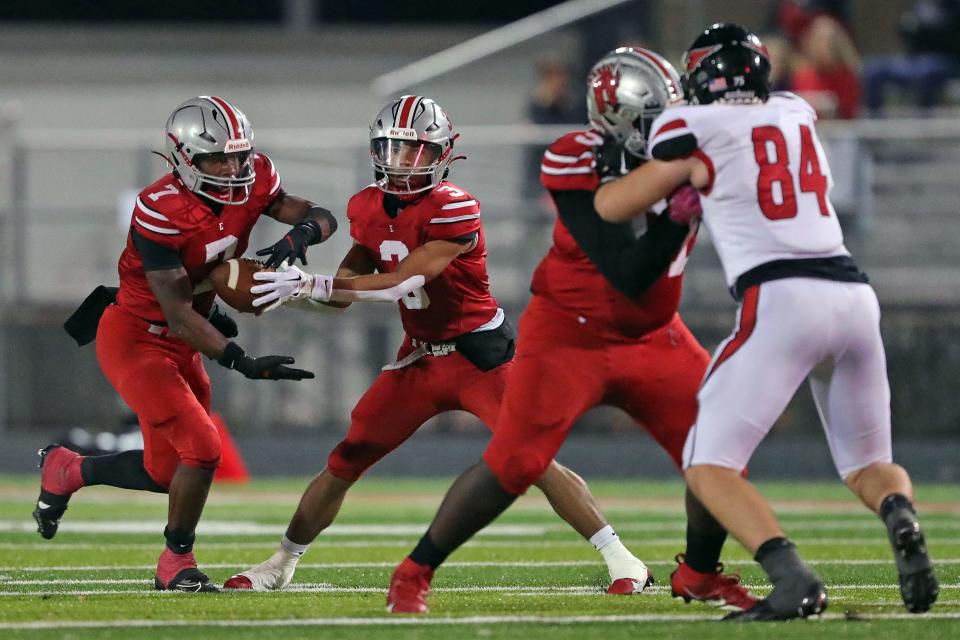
xmin=396 ymin=96 xmax=416 ymax=129
xmin=632 ymin=49 xmax=680 ymax=97
xmin=208 ymin=96 xmax=241 ymax=139
xmin=406 ymin=96 xmax=424 ymax=128
xmin=684 ymin=44 xmax=723 ymax=72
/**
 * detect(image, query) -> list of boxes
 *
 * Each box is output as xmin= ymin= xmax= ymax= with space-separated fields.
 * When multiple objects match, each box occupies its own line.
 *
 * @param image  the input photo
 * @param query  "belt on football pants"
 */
xmin=381 ymin=338 xmax=457 ymax=371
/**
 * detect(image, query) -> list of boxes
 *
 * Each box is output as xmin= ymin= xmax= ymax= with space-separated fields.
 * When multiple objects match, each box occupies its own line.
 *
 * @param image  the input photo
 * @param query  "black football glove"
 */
xmin=217 ymin=342 xmax=315 ymax=381
xmin=207 ymin=303 xmax=238 ymax=338
xmin=594 ymin=137 xmax=644 ymax=183
xmin=256 ymin=220 xmax=319 ymax=269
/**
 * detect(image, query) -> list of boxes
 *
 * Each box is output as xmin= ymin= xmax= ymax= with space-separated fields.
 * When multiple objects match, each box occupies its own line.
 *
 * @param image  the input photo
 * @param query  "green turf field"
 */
xmin=0 ymin=476 xmax=957 ymax=639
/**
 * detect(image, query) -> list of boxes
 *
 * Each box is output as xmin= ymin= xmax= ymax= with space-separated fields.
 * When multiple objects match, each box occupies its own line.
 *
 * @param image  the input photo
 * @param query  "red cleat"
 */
xmin=386 ymin=558 xmax=434 ymax=613
xmin=670 ymin=554 xmax=759 ymax=611
xmin=154 ymin=548 xmax=219 ymax=592
xmin=33 ymin=445 xmax=84 ymax=540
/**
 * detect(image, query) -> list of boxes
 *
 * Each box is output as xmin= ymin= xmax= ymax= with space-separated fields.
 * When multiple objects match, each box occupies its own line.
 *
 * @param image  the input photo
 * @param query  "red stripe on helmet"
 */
xmin=632 ymin=48 xmax=680 ymax=97
xmin=208 ymin=96 xmax=241 ymax=138
xmin=396 ymin=96 xmax=416 ymax=129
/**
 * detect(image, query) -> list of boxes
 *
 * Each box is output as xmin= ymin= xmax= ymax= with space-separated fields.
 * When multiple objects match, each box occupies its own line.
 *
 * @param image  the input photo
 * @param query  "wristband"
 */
xmin=217 ymin=341 xmax=245 ymax=369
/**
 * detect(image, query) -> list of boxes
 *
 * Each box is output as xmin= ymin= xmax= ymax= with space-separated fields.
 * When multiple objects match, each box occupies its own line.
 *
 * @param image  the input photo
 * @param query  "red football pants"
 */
xmin=327 ymin=339 xmax=511 ymax=481
xmin=484 ymin=295 xmax=710 ymax=494
xmin=96 ymin=305 xmax=221 ymax=488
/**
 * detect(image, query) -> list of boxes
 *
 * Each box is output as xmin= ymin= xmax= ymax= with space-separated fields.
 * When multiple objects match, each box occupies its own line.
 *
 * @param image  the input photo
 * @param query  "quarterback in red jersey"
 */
xmin=383 ymin=48 xmax=757 ymax=614
xmin=224 ymin=95 xmax=651 ymax=594
xmin=35 ymin=96 xmax=337 ymax=592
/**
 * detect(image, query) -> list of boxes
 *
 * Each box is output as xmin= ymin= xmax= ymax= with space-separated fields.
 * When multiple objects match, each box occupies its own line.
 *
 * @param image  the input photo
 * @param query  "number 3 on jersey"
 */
xmin=379 ymin=240 xmax=431 ymax=309
xmin=752 ymin=124 xmax=829 ymax=220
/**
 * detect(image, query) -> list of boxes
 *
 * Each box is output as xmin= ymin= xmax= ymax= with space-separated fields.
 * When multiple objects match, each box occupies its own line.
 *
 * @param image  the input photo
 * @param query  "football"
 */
xmin=209 ymin=258 xmax=272 ymax=314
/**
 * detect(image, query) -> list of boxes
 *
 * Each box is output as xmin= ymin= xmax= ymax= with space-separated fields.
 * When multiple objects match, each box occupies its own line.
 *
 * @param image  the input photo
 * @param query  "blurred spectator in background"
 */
xmin=765 ymin=34 xmax=798 ymax=92
xmin=771 ymin=0 xmax=853 ymax=44
xmin=523 ymin=54 xmax=583 ymax=199
xmin=863 ymin=0 xmax=960 ymax=115
xmin=791 ymin=15 xmax=862 ymax=119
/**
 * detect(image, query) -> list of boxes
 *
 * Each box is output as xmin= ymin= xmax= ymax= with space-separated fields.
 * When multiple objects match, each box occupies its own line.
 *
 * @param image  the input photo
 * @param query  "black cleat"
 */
xmin=723 ymin=581 xmax=828 ymax=622
xmin=154 ymin=568 xmax=220 ymax=593
xmin=889 ymin=518 xmax=939 ymax=613
xmin=33 ymin=447 xmax=71 ymax=540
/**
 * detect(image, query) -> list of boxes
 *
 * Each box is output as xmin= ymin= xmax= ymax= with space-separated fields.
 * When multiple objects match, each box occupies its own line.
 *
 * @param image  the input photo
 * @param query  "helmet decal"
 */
xmin=590 ymin=63 xmax=620 ymax=116
xmin=683 ymin=44 xmax=723 ymax=73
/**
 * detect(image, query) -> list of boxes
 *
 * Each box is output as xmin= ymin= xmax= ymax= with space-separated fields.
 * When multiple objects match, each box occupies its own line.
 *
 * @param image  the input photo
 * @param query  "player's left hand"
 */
xmin=594 ymin=137 xmax=644 ymax=184
xmin=667 ymin=184 xmax=702 ymax=225
xmin=256 ymin=225 xmax=313 ymax=269
xmin=208 ymin=303 xmax=239 ymax=338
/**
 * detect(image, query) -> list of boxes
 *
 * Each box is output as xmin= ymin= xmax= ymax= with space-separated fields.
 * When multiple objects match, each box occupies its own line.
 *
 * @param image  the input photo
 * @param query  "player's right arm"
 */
xmin=146 ymin=265 xmax=229 ymax=359
xmin=250 ymin=237 xmax=472 ymax=309
xmin=288 ymin=241 xmax=378 ymax=312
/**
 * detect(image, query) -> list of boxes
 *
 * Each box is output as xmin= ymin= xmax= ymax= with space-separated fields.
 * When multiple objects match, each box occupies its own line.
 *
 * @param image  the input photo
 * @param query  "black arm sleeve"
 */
xmin=131 ymin=228 xmax=183 ymax=271
xmin=552 ymin=190 xmax=690 ymax=298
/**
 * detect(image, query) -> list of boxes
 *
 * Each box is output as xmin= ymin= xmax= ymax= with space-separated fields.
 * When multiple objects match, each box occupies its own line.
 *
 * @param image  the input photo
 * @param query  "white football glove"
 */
xmin=251 ymin=262 xmax=333 ymax=312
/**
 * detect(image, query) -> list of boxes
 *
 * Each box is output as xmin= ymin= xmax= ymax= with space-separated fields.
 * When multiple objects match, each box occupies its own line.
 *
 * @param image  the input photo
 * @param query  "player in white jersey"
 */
xmin=594 ymin=23 xmax=938 ymax=621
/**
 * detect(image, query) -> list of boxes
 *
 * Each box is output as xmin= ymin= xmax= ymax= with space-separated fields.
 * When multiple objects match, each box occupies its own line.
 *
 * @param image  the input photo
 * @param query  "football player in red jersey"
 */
xmin=34 ymin=96 xmax=337 ymax=592
xmin=381 ymin=49 xmax=759 ymax=614
xmin=223 ymin=95 xmax=652 ymax=594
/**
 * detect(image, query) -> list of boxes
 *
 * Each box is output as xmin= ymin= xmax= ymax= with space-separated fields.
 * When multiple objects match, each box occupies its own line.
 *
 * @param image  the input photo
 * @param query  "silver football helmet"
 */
xmin=586 ymin=47 xmax=683 ymax=156
xmin=369 ymin=95 xmax=460 ymax=195
xmin=164 ymin=96 xmax=256 ymax=205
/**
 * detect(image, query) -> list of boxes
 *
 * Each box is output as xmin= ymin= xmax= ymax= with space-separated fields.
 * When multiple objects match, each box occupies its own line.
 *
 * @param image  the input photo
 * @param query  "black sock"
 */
xmin=418 ymin=461 xmax=517 ymax=565
xmin=409 ymin=531 xmax=449 ymax=569
xmin=880 ymin=493 xmax=914 ymax=524
xmin=81 ymin=450 xmax=166 ymax=493
xmin=683 ymin=486 xmax=728 ymax=573
xmin=164 ymin=526 xmax=196 ymax=555
xmin=755 ymin=537 xmax=816 ymax=585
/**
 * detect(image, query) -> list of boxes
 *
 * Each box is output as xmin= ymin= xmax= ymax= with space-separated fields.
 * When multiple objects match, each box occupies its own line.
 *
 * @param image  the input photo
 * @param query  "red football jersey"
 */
xmin=346 ymin=182 xmax=500 ymax=343
xmin=531 ymin=129 xmax=696 ymax=339
xmin=116 ymin=153 xmax=283 ymax=323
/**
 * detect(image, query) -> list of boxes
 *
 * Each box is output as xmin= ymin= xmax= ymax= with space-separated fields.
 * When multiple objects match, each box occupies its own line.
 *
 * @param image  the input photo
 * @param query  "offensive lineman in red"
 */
xmin=383 ymin=49 xmax=757 ymax=614
xmin=224 ymin=95 xmax=652 ymax=594
xmin=34 ymin=96 xmax=337 ymax=592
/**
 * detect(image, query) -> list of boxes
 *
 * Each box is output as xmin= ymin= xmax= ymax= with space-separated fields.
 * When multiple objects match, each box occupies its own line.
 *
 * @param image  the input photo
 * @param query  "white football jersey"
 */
xmin=648 ymin=93 xmax=849 ymax=286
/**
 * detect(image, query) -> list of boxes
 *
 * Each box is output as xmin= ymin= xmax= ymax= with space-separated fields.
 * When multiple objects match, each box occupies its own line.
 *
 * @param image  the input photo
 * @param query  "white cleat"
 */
xmin=223 ymin=549 xmax=299 ymax=591
xmin=606 ymin=560 xmax=653 ymax=595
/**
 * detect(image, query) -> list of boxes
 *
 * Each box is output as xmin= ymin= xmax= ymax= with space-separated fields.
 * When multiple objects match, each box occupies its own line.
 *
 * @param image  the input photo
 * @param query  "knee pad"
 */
xmin=174 ymin=421 xmax=222 ymax=470
xmin=483 ymin=449 xmax=548 ymax=495
xmin=327 ymin=440 xmax=387 ymax=482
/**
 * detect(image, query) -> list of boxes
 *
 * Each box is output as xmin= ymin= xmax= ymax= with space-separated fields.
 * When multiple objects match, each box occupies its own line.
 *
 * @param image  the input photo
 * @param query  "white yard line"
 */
xmin=3 ymin=558 xmax=960 ymax=574
xmin=1 ymin=583 xmax=958 ymax=596
xmin=2 ymin=612 xmax=960 ymax=629
xmin=3 ymin=519 xmax=958 ymax=535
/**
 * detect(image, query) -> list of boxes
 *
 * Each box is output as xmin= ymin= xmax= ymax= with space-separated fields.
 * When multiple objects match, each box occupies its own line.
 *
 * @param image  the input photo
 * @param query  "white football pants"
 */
xmin=682 ymin=278 xmax=892 ymax=478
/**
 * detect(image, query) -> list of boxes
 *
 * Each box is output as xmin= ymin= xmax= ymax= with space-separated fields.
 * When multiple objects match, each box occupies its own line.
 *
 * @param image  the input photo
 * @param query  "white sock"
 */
xmin=589 ymin=525 xmax=618 ymax=551
xmin=280 ymin=534 xmax=309 ymax=559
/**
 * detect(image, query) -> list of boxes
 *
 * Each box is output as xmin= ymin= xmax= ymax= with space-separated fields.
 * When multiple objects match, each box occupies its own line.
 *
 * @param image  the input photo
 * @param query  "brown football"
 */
xmin=208 ymin=258 xmax=273 ymax=314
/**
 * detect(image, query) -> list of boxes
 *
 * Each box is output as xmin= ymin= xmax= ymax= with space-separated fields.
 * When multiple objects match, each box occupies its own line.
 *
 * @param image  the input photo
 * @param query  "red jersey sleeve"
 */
xmin=131 ymin=188 xmax=188 ymax=250
xmin=422 ymin=183 xmax=481 ymax=241
xmin=247 ymin=153 xmax=283 ymax=211
xmin=540 ymin=130 xmax=601 ymax=192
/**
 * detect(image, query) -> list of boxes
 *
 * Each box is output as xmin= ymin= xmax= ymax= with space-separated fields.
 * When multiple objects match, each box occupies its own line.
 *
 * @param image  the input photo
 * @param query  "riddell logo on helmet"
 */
xmin=388 ymin=128 xmax=418 ymax=140
xmin=225 ymin=139 xmax=252 ymax=152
